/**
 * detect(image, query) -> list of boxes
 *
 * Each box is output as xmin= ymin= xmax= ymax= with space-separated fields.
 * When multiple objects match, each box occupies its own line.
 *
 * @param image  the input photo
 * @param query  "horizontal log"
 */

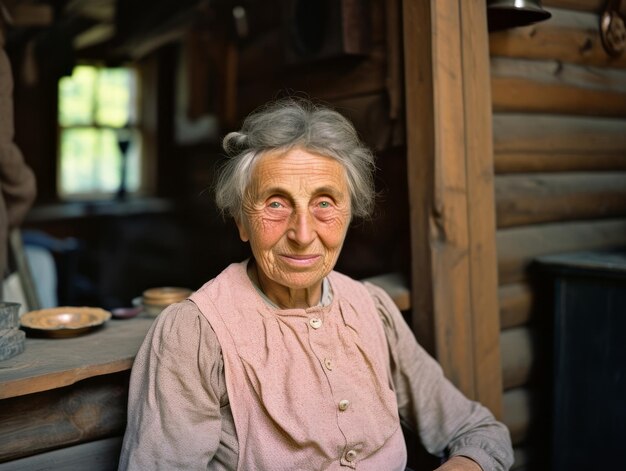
xmin=543 ymin=0 xmax=626 ymax=15
xmin=493 ymin=114 xmax=626 ymax=154
xmin=489 ymin=8 xmax=626 ymax=68
xmin=497 ymin=218 xmax=626 ymax=284
xmin=0 ymin=436 xmax=123 ymax=471
xmin=495 ymin=151 xmax=626 ymax=174
xmin=502 ymin=388 xmax=531 ymax=445
xmin=491 ymin=58 xmax=626 ymax=116
xmin=501 ymin=327 xmax=533 ymax=390
xmin=499 ymin=283 xmax=533 ymax=329
xmin=495 ymin=172 xmax=626 ymax=228
xmin=0 ymin=374 xmax=128 ymax=462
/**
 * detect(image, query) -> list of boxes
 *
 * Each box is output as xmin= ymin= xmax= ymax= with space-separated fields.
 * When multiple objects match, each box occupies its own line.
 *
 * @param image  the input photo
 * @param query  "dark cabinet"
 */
xmin=537 ymin=251 xmax=626 ymax=471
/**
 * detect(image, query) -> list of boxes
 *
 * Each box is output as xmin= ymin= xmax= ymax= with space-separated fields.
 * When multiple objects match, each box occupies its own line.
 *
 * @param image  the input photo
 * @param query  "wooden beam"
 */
xmin=496 ymin=218 xmax=626 ymax=285
xmin=502 ymin=387 xmax=531 ymax=445
xmin=0 ymin=436 xmax=123 ymax=471
xmin=460 ymin=0 xmax=503 ymax=418
xmin=499 ymin=283 xmax=533 ymax=329
xmin=495 ymin=151 xmax=626 ymax=174
xmin=493 ymin=114 xmax=626 ymax=154
xmin=491 ymin=57 xmax=626 ymax=117
xmin=489 ymin=8 xmax=626 ymax=68
xmin=495 ymin=172 xmax=626 ymax=228
xmin=403 ymin=0 xmax=502 ymax=416
xmin=544 ymin=0 xmax=626 ymax=15
xmin=501 ymin=327 xmax=533 ymax=390
xmin=0 ymin=374 xmax=128 ymax=462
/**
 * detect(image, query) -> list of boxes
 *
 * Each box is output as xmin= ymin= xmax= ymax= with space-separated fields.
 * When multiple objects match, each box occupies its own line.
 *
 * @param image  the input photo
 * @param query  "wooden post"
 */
xmin=402 ymin=0 xmax=503 ymax=417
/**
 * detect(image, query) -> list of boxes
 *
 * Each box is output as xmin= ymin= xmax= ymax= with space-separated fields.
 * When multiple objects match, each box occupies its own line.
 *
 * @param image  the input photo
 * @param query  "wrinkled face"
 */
xmin=237 ymin=147 xmax=351 ymax=297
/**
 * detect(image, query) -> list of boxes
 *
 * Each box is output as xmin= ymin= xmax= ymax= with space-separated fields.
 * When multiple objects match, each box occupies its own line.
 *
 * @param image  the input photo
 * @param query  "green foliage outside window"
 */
xmin=58 ymin=65 xmax=141 ymax=198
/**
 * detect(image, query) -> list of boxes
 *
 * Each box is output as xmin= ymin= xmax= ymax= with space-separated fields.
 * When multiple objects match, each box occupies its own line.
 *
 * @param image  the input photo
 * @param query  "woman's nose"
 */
xmin=287 ymin=211 xmax=315 ymax=246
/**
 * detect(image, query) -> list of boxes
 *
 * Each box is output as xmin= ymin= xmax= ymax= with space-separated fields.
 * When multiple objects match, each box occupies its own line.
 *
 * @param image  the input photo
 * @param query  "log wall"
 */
xmin=490 ymin=1 xmax=626 ymax=469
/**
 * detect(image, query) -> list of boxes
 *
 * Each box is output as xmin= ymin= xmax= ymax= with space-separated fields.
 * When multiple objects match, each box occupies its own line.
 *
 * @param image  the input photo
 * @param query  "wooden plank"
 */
xmin=0 ymin=374 xmax=128 ymax=462
xmin=0 ymin=436 xmax=123 ymax=471
xmin=0 ymin=318 xmax=153 ymax=400
xmin=499 ymin=283 xmax=533 ymax=329
xmin=543 ymin=0 xmax=626 ymax=15
xmin=501 ymin=327 xmax=533 ymax=390
xmin=497 ymin=218 xmax=626 ymax=285
xmin=495 ymin=172 xmax=626 ymax=228
xmin=491 ymin=58 xmax=626 ymax=116
xmin=493 ymin=114 xmax=626 ymax=154
xmin=459 ymin=0 xmax=503 ymax=417
xmin=403 ymin=0 xmax=503 ymax=416
xmin=402 ymin=0 xmax=436 ymax=358
xmin=495 ymin=151 xmax=626 ymax=174
xmin=489 ymin=8 xmax=626 ymax=68
xmin=502 ymin=387 xmax=530 ymax=446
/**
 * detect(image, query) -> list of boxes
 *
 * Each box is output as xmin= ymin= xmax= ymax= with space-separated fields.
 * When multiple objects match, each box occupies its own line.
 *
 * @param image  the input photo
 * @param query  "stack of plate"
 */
xmin=0 ymin=302 xmax=25 ymax=361
xmin=142 ymin=287 xmax=192 ymax=317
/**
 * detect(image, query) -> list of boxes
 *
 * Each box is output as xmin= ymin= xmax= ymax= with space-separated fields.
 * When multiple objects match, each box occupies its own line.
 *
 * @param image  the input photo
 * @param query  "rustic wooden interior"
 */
xmin=1 ymin=0 xmax=625 ymax=470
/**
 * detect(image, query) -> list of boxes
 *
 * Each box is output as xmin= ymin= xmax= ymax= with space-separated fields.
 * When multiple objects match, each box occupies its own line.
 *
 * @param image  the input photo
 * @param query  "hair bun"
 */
xmin=223 ymin=132 xmax=249 ymax=157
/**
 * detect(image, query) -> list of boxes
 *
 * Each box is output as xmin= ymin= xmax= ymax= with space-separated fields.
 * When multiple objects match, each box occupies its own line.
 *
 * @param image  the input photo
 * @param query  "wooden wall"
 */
xmin=490 ymin=1 xmax=626 ymax=469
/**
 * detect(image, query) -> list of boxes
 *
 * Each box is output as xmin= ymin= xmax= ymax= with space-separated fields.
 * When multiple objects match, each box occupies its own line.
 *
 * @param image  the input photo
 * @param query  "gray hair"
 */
xmin=214 ymin=98 xmax=376 ymax=221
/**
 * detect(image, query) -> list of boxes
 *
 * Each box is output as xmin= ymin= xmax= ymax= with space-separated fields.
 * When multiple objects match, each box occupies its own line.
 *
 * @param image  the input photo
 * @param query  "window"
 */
xmin=58 ymin=65 xmax=142 ymax=199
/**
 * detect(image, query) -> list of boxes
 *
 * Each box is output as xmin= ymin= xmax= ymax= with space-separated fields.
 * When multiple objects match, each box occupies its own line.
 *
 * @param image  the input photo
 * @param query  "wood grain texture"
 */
xmin=495 ymin=172 xmax=626 ymax=228
xmin=495 ymin=151 xmax=626 ymax=173
xmin=489 ymin=8 xmax=626 ymax=68
xmin=0 ymin=317 xmax=153 ymax=400
xmin=501 ymin=327 xmax=533 ymax=390
xmin=0 ymin=373 xmax=128 ymax=462
xmin=502 ymin=387 xmax=531 ymax=445
xmin=0 ymin=436 xmax=123 ymax=471
xmin=499 ymin=283 xmax=533 ymax=329
xmin=460 ymin=0 xmax=503 ymax=417
xmin=496 ymin=218 xmax=626 ymax=284
xmin=493 ymin=114 xmax=626 ymax=154
xmin=543 ymin=0 xmax=626 ymax=14
xmin=403 ymin=0 xmax=502 ymax=415
xmin=491 ymin=58 xmax=626 ymax=116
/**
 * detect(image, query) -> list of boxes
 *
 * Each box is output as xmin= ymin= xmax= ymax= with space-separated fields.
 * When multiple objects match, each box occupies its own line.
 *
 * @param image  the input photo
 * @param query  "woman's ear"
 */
xmin=235 ymin=218 xmax=249 ymax=242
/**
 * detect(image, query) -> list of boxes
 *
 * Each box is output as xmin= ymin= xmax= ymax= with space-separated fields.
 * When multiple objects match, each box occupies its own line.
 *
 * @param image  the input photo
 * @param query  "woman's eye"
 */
xmin=268 ymin=201 xmax=282 ymax=208
xmin=319 ymin=201 xmax=331 ymax=208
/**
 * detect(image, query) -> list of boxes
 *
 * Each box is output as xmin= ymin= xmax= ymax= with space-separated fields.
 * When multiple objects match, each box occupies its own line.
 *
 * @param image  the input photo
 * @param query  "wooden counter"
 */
xmin=0 ymin=317 xmax=153 ymax=469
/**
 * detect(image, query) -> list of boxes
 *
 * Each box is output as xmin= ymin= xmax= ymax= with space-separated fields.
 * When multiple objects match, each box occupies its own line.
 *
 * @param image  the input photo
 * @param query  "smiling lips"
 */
xmin=280 ymin=254 xmax=321 ymax=267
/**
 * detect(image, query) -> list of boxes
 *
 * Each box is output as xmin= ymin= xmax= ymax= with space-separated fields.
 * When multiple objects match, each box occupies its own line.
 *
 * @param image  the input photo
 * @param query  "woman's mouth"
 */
xmin=279 ymin=254 xmax=321 ymax=267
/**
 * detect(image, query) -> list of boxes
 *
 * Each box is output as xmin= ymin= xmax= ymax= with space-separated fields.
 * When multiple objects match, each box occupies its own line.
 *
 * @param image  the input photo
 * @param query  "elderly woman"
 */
xmin=119 ymin=99 xmax=513 ymax=471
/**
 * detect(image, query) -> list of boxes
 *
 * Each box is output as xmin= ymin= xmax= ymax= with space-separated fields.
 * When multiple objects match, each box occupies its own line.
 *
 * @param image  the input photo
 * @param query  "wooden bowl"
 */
xmin=20 ymin=307 xmax=111 ymax=338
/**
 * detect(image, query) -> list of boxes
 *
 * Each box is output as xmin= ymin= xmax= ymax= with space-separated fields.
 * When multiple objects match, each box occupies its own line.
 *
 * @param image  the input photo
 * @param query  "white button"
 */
xmin=345 ymin=449 xmax=357 ymax=462
xmin=338 ymin=399 xmax=350 ymax=411
xmin=309 ymin=317 xmax=322 ymax=329
xmin=324 ymin=358 xmax=334 ymax=370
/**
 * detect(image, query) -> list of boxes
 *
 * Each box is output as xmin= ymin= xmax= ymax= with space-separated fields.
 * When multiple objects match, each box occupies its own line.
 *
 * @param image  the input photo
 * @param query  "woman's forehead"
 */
xmin=250 ymin=148 xmax=348 ymax=191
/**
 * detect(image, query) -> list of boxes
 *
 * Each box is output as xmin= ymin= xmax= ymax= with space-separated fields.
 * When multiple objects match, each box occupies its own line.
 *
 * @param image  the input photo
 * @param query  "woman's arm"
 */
xmin=119 ymin=301 xmax=226 ymax=470
xmin=365 ymin=283 xmax=514 ymax=471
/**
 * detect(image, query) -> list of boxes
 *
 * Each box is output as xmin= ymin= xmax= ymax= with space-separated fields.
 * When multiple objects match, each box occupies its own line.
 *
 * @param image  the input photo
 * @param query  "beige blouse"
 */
xmin=119 ymin=263 xmax=513 ymax=471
